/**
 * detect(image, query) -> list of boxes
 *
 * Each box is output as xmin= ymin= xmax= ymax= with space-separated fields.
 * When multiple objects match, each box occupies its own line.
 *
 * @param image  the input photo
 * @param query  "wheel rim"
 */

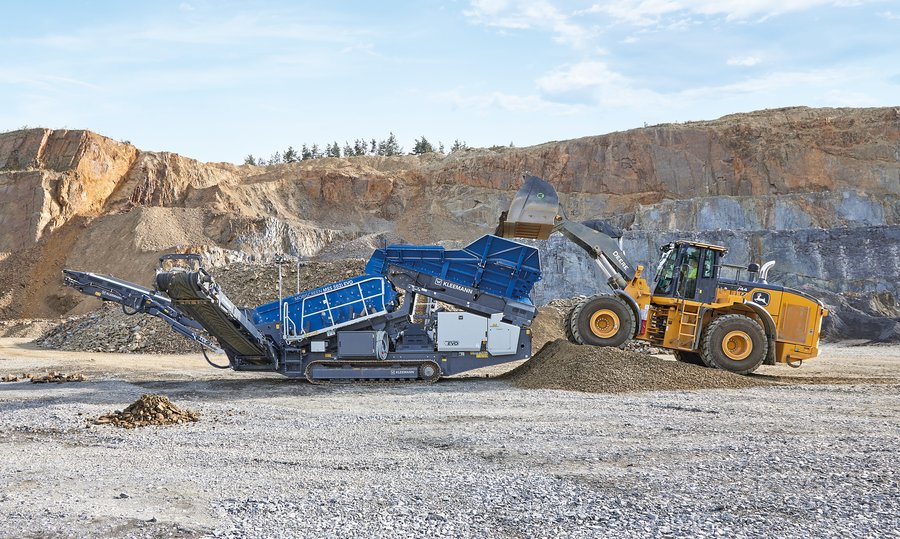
xmin=722 ymin=330 xmax=753 ymax=361
xmin=589 ymin=309 xmax=620 ymax=339
xmin=420 ymin=364 xmax=436 ymax=378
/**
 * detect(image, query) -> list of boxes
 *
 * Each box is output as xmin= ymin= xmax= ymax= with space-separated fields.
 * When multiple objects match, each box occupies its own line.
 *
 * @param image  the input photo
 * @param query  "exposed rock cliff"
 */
xmin=1 ymin=106 xmax=898 ymax=339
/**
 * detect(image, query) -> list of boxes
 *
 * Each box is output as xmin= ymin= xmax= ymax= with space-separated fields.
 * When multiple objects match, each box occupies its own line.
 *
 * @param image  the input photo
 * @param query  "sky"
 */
xmin=1 ymin=0 xmax=898 ymax=163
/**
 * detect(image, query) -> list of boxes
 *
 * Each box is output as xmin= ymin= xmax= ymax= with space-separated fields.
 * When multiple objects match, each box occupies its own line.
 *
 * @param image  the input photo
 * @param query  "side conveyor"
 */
xmin=155 ymin=270 xmax=272 ymax=365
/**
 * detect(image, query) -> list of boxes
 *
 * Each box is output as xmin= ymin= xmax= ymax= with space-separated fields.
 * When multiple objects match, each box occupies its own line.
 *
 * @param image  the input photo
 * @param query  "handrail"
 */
xmin=284 ymin=277 xmax=390 ymax=342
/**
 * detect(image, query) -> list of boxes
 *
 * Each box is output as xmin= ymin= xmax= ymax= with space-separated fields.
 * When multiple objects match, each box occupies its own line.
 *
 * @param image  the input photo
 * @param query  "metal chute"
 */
xmin=494 ymin=175 xmax=561 ymax=240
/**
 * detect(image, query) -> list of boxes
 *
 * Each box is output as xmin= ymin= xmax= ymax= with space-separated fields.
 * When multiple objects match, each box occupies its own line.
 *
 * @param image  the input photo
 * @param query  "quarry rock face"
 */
xmin=0 ymin=129 xmax=137 ymax=251
xmin=0 ymin=106 xmax=898 ymax=339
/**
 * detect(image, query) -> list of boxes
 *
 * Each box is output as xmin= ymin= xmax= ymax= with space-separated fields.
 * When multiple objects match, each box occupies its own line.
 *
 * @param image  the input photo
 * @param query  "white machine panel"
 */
xmin=487 ymin=315 xmax=521 ymax=356
xmin=437 ymin=312 xmax=487 ymax=352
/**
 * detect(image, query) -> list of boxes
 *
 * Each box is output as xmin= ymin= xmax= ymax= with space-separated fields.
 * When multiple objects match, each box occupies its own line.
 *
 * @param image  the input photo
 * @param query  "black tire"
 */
xmin=674 ymin=350 xmax=705 ymax=366
xmin=569 ymin=295 xmax=635 ymax=348
xmin=700 ymin=314 xmax=767 ymax=374
xmin=564 ymin=301 xmax=580 ymax=344
xmin=419 ymin=362 xmax=441 ymax=383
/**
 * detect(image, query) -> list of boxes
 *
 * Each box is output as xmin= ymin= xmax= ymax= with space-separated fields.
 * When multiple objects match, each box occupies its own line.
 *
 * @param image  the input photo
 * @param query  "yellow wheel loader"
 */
xmin=496 ymin=175 xmax=828 ymax=374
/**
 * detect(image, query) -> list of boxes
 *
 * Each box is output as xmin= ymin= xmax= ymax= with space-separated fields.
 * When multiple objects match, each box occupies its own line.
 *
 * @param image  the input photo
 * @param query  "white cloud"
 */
xmin=879 ymin=10 xmax=900 ymax=19
xmin=436 ymin=89 xmax=584 ymax=114
xmin=678 ymin=68 xmax=846 ymax=99
xmin=537 ymin=61 xmax=627 ymax=94
xmin=178 ymin=2 xmax=195 ymax=12
xmin=727 ymin=54 xmax=763 ymax=66
xmin=21 ymin=13 xmax=368 ymax=51
xmin=464 ymin=0 xmax=593 ymax=47
xmin=535 ymin=61 xmax=668 ymax=108
xmin=0 ymin=70 xmax=101 ymax=90
xmin=585 ymin=0 xmax=881 ymax=24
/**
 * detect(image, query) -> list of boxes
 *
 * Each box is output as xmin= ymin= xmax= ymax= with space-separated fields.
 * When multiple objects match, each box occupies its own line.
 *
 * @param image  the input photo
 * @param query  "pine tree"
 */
xmin=450 ymin=140 xmax=468 ymax=153
xmin=438 ymin=142 xmax=445 ymax=154
xmin=343 ymin=141 xmax=353 ymax=157
xmin=369 ymin=139 xmax=377 ymax=155
xmin=412 ymin=136 xmax=434 ymax=155
xmin=283 ymin=146 xmax=298 ymax=163
xmin=378 ymin=132 xmax=401 ymax=156
xmin=327 ymin=141 xmax=341 ymax=158
xmin=311 ymin=144 xmax=322 ymax=159
xmin=301 ymin=144 xmax=312 ymax=160
xmin=243 ymin=154 xmax=257 ymax=165
xmin=353 ymin=139 xmax=367 ymax=156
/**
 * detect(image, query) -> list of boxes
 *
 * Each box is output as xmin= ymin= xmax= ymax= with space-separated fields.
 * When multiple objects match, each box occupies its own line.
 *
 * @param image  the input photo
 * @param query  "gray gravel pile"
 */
xmin=0 ymin=379 xmax=896 ymax=538
xmin=507 ymin=339 xmax=761 ymax=393
xmin=35 ymin=259 xmax=367 ymax=354
xmin=36 ymin=302 xmax=200 ymax=354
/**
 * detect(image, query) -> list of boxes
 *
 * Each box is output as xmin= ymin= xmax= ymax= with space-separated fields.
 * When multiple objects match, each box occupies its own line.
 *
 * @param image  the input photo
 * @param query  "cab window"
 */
xmin=701 ymin=250 xmax=717 ymax=279
xmin=681 ymin=247 xmax=701 ymax=297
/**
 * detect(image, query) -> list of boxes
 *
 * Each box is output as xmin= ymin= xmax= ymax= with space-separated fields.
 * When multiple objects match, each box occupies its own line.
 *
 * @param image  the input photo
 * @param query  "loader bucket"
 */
xmin=495 ymin=175 xmax=560 ymax=240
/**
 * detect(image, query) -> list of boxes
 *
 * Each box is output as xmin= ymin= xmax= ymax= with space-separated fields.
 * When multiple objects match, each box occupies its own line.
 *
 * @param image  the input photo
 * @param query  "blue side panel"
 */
xmin=253 ymin=275 xmax=397 ymax=336
xmin=366 ymin=234 xmax=541 ymax=303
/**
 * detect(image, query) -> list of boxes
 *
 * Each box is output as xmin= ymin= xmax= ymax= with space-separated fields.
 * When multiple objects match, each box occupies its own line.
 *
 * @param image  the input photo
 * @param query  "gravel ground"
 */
xmin=1 ymin=341 xmax=899 ymax=538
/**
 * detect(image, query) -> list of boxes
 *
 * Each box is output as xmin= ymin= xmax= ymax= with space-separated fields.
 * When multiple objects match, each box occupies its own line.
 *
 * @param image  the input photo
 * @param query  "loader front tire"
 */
xmin=701 ymin=314 xmax=767 ymax=374
xmin=569 ymin=295 xmax=635 ymax=348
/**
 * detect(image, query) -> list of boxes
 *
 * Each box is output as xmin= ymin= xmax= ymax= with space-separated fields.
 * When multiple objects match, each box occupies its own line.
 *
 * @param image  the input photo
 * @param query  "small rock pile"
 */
xmin=0 ymin=372 xmax=85 ymax=383
xmin=95 ymin=394 xmax=200 ymax=428
xmin=505 ymin=339 xmax=761 ymax=393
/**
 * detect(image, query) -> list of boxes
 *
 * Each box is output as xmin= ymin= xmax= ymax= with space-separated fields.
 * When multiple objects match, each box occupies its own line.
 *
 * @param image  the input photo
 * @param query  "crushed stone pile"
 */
xmin=95 ymin=394 xmax=200 ymax=428
xmin=36 ymin=259 xmax=367 ymax=354
xmin=0 ymin=319 xmax=56 ymax=339
xmin=0 ymin=372 xmax=85 ymax=383
xmin=37 ymin=303 xmax=201 ymax=354
xmin=505 ymin=339 xmax=761 ymax=393
xmin=530 ymin=297 xmax=584 ymax=350
xmin=530 ymin=297 xmax=670 ymax=354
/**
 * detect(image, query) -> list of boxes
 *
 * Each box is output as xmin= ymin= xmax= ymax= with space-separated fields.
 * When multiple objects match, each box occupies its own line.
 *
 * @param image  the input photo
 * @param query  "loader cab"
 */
xmin=653 ymin=241 xmax=727 ymax=304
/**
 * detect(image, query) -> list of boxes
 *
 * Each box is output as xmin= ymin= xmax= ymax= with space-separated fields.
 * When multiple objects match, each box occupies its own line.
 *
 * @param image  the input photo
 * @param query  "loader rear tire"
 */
xmin=673 ymin=350 xmax=705 ymax=366
xmin=700 ymin=314 xmax=767 ymax=374
xmin=569 ymin=295 xmax=635 ymax=348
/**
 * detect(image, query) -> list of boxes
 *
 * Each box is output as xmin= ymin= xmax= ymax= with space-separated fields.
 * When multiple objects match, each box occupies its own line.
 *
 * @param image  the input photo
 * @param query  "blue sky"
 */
xmin=1 ymin=1 xmax=898 ymax=163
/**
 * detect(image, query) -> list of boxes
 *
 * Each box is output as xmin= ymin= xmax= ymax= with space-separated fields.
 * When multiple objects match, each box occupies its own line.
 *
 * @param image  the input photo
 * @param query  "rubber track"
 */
xmin=304 ymin=360 xmax=442 ymax=385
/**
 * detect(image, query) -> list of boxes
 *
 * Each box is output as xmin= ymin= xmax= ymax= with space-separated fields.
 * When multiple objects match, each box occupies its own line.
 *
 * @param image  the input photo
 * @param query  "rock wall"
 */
xmin=0 ymin=106 xmax=898 ymax=340
xmin=0 ymin=129 xmax=137 ymax=251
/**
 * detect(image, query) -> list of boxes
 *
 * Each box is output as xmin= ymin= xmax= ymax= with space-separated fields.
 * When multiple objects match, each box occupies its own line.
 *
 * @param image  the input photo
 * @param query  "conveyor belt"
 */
xmin=156 ymin=271 xmax=269 ymax=361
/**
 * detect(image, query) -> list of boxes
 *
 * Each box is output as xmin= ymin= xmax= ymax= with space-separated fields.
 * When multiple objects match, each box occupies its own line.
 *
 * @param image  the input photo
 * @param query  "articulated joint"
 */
xmin=614 ymin=291 xmax=642 ymax=338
